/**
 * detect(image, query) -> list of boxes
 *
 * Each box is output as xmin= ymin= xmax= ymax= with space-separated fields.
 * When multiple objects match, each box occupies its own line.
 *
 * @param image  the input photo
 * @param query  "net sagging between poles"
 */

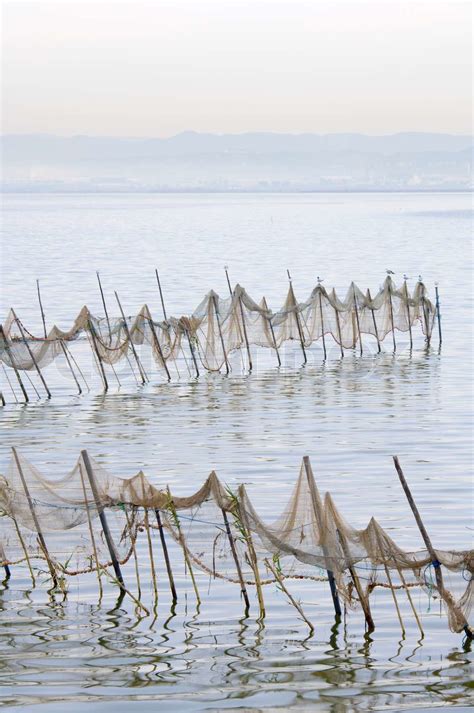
xmin=0 ymin=451 xmax=471 ymax=634
xmin=0 ymin=277 xmax=438 ymax=383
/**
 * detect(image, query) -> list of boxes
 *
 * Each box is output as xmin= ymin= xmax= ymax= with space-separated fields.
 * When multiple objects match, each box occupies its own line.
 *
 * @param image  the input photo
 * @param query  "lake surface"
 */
xmin=0 ymin=192 xmax=473 ymax=711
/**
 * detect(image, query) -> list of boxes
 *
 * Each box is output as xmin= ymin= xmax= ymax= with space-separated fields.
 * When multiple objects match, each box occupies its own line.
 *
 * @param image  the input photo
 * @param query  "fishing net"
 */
xmin=0 ymin=277 xmax=438 ymax=388
xmin=0 ymin=451 xmax=470 ymax=633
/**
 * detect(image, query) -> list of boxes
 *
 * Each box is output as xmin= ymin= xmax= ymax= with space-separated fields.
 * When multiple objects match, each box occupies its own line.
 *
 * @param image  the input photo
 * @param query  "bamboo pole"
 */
xmin=88 ymin=320 xmax=108 ymax=392
xmin=0 ymin=391 xmax=5 ymax=407
xmin=262 ymin=297 xmax=281 ymax=367
xmin=418 ymin=279 xmax=431 ymax=347
xmin=185 ymin=328 xmax=200 ymax=378
xmin=166 ymin=488 xmax=200 ymax=604
xmin=2 ymin=362 xmax=19 ymax=403
xmin=12 ymin=515 xmax=35 ymax=584
xmin=352 ymin=284 xmax=363 ymax=356
xmin=222 ymin=506 xmax=250 ymax=610
xmin=387 ymin=281 xmax=397 ymax=352
xmin=237 ymin=492 xmax=265 ymax=619
xmin=64 ymin=340 xmax=90 ymax=391
xmin=265 ymin=557 xmax=314 ymax=632
xmin=146 ymin=308 xmax=172 ymax=381
xmin=143 ymin=506 xmax=158 ymax=603
xmin=224 ymin=268 xmax=246 ymax=372
xmin=115 ymin=292 xmax=147 ymax=384
xmin=155 ymin=269 xmax=168 ymax=321
xmin=96 ymin=272 xmax=112 ymax=340
xmin=393 ymin=557 xmax=424 ymax=636
xmin=435 ymin=284 xmax=442 ymax=345
xmin=0 ymin=326 xmax=29 ymax=403
xmin=3 ymin=564 xmax=11 ymax=579
xmin=59 ymin=340 xmax=82 ymax=394
xmin=12 ymin=447 xmax=58 ymax=587
xmin=78 ymin=462 xmax=103 ymax=597
xmin=333 ymin=300 xmax=344 ymax=359
xmin=154 ymin=508 xmax=178 ymax=602
xmin=238 ymin=292 xmax=253 ymax=372
xmin=12 ymin=311 xmax=51 ymax=399
xmin=124 ymin=506 xmax=141 ymax=600
xmin=318 ymin=288 xmax=327 ymax=360
xmin=337 ymin=527 xmax=374 ymax=631
xmin=374 ymin=524 xmax=404 ymax=634
xmin=81 ymin=449 xmax=124 ymax=589
xmin=303 ymin=456 xmax=342 ymax=618
xmin=287 ymin=272 xmax=307 ymax=364
xmin=392 ymin=456 xmax=473 ymax=639
xmin=403 ymin=279 xmax=413 ymax=351
xmin=211 ymin=293 xmax=230 ymax=375
xmin=36 ymin=279 xmax=47 ymax=339
xmin=367 ymin=289 xmax=381 ymax=353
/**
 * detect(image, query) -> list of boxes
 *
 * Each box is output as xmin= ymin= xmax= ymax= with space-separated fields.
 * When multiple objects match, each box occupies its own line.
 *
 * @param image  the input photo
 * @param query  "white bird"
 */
xmin=386 ymin=269 xmax=395 ymax=275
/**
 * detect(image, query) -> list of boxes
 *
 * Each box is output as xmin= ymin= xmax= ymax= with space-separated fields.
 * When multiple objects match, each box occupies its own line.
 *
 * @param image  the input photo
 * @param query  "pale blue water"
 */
xmin=0 ymin=192 xmax=473 ymax=711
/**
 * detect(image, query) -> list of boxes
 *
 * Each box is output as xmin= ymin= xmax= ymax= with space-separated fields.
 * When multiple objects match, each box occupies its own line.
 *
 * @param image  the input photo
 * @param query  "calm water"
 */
xmin=0 ymin=192 xmax=473 ymax=711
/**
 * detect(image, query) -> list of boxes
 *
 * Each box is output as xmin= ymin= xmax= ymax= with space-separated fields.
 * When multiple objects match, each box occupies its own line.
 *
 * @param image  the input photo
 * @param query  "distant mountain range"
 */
xmin=1 ymin=132 xmax=472 ymax=192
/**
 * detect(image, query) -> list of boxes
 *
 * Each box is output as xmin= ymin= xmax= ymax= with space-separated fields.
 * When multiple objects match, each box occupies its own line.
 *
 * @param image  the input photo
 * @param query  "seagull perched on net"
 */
xmin=317 ymin=276 xmax=324 ymax=284
xmin=386 ymin=269 xmax=395 ymax=275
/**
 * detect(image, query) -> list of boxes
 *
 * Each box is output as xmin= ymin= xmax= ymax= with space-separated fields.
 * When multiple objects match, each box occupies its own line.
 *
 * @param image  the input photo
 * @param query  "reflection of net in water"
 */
xmin=0 ymin=276 xmax=440 ymax=401
xmin=0 ymin=450 xmax=470 ymax=638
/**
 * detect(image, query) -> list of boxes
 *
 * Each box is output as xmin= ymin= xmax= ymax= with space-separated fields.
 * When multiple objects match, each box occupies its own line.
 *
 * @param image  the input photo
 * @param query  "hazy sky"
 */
xmin=1 ymin=0 xmax=472 ymax=136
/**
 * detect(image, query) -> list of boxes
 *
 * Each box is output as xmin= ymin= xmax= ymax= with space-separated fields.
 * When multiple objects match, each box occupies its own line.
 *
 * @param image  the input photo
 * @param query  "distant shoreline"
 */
xmin=2 ymin=188 xmax=472 ymax=195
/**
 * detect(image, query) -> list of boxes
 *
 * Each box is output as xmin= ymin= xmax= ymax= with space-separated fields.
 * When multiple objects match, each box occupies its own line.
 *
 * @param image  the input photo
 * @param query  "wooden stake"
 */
xmin=154 ymin=508 xmax=177 ymax=602
xmin=124 ymin=506 xmax=141 ymax=600
xmin=88 ymin=320 xmax=108 ymax=392
xmin=222 ymin=507 xmax=250 ymax=610
xmin=403 ymin=280 xmax=413 ymax=350
xmin=78 ymin=461 xmax=103 ymax=597
xmin=155 ymin=268 xmax=168 ymax=320
xmin=36 ymin=279 xmax=47 ymax=339
xmin=393 ymin=557 xmax=424 ymax=636
xmin=238 ymin=293 xmax=253 ymax=372
xmin=318 ymin=289 xmax=327 ymax=360
xmin=59 ymin=340 xmax=82 ymax=394
xmin=12 ymin=515 xmax=35 ymax=584
xmin=352 ymin=284 xmax=363 ymax=356
xmin=115 ymin=292 xmax=147 ymax=384
xmin=0 ymin=326 xmax=29 ymax=403
xmin=212 ymin=294 xmax=230 ymax=375
xmin=435 ymin=284 xmax=442 ymax=345
xmin=3 ymin=563 xmax=11 ymax=579
xmin=337 ymin=527 xmax=374 ymax=631
xmin=374 ymin=524 xmax=404 ymax=634
xmin=287 ymin=273 xmax=307 ymax=364
xmin=143 ymin=506 xmax=158 ymax=603
xmin=12 ymin=447 xmax=58 ymax=587
xmin=303 ymin=456 xmax=342 ymax=618
xmin=367 ymin=289 xmax=381 ymax=353
xmin=12 ymin=311 xmax=51 ymax=399
xmin=146 ymin=309 xmax=172 ymax=381
xmin=265 ymin=557 xmax=314 ymax=632
xmin=224 ymin=269 xmax=246 ymax=371
xmin=166 ymin=488 xmax=200 ymax=604
xmin=238 ymin=493 xmax=265 ymax=619
xmin=96 ymin=272 xmax=112 ymax=340
xmin=333 ymin=302 xmax=344 ymax=358
xmin=81 ymin=449 xmax=124 ymax=589
xmin=186 ymin=329 xmax=200 ymax=378
xmin=262 ymin=297 xmax=281 ymax=366
xmin=393 ymin=456 xmax=473 ymax=639
xmin=387 ymin=281 xmax=397 ymax=352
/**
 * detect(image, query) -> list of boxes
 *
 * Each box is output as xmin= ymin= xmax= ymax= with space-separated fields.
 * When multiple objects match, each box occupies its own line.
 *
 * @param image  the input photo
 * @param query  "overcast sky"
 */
xmin=1 ymin=0 xmax=472 ymax=137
